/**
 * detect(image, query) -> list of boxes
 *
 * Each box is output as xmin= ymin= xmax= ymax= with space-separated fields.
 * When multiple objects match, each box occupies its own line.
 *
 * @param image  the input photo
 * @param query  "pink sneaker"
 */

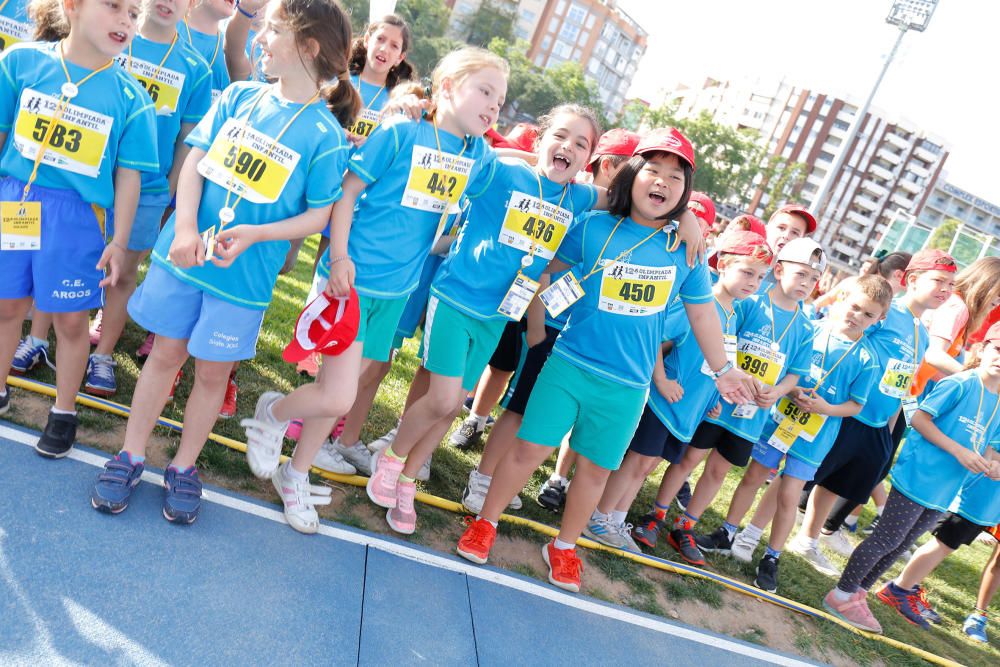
xmin=331 ymin=416 xmax=346 ymax=440
xmin=386 ymin=480 xmax=417 ymax=534
xmin=89 ymin=309 xmax=103 ymax=346
xmin=823 ymin=588 xmax=883 ymax=633
xmin=136 ymin=332 xmax=155 ymax=360
xmin=366 ymin=451 xmax=404 ymax=508
xmin=285 ymin=419 xmax=304 ymax=441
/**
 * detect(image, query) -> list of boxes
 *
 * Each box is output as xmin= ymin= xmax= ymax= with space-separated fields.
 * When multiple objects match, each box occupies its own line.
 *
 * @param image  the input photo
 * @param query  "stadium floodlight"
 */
xmin=885 ymin=0 xmax=938 ymax=33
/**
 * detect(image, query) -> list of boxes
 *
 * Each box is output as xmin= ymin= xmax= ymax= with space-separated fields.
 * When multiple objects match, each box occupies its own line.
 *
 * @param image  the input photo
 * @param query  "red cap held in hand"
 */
xmin=728 ymin=214 xmax=767 ymax=238
xmin=283 ymin=290 xmax=360 ymax=363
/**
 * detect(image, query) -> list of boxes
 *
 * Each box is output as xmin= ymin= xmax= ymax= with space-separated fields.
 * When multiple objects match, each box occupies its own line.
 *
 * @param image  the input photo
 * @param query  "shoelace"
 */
xmin=90 ymin=357 xmax=117 ymax=383
xmin=462 ymin=519 xmax=493 ymax=549
xmin=552 ymin=549 xmax=583 ymax=579
xmin=16 ymin=340 xmax=57 ymax=371
xmin=915 ymin=586 xmax=934 ymax=613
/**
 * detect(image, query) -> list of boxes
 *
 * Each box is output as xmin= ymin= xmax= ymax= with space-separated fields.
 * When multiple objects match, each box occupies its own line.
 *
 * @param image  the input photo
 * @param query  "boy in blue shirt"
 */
xmin=719 ymin=275 xmax=890 ymax=592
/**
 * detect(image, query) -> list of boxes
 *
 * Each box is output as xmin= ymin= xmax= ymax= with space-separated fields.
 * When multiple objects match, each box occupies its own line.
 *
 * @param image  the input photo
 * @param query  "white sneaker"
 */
xmin=618 ymin=522 xmax=641 ymax=552
xmin=367 ymin=426 xmax=398 ymax=453
xmin=272 ymin=462 xmax=332 ymax=534
xmin=313 ymin=439 xmax=357 ymax=475
xmin=416 ymin=453 xmax=432 ymax=482
xmin=462 ymin=469 xmax=490 ymax=514
xmin=584 ymin=516 xmax=629 ymax=549
xmin=822 ymin=528 xmax=856 ymax=557
xmin=241 ymin=392 xmax=288 ymax=479
xmin=788 ymin=538 xmax=841 ymax=576
xmin=334 ymin=437 xmax=373 ymax=476
xmin=730 ymin=530 xmax=760 ymax=563
xmin=508 ymin=493 xmax=522 ymax=511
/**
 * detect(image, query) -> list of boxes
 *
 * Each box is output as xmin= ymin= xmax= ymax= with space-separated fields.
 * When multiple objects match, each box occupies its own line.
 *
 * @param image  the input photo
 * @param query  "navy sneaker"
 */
xmin=537 ymin=477 xmax=568 ymax=511
xmin=11 ymin=338 xmax=51 ymax=375
xmin=0 ymin=388 xmax=9 ymax=416
xmin=668 ymin=522 xmax=706 ymax=566
xmin=163 ymin=466 xmax=203 ymax=524
xmin=35 ymin=412 xmax=78 ymax=459
xmin=861 ymin=515 xmax=880 ymax=536
xmin=876 ymin=581 xmax=930 ymax=629
xmin=84 ymin=354 xmax=117 ymax=397
xmin=632 ymin=512 xmax=666 ymax=549
xmin=92 ymin=452 xmax=145 ymax=513
xmin=755 ymin=554 xmax=780 ymax=592
xmin=674 ymin=480 xmax=692 ymax=512
xmin=695 ymin=526 xmax=734 ymax=553
xmin=915 ymin=585 xmax=942 ymax=624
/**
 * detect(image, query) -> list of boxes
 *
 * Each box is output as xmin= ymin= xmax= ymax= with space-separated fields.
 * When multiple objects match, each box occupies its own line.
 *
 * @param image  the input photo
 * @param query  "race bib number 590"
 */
xmin=198 ymin=118 xmax=301 ymax=204
xmin=13 ymin=89 xmax=113 ymax=178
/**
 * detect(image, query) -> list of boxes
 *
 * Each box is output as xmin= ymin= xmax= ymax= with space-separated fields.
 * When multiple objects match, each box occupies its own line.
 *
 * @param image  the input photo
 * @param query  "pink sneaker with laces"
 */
xmin=88 ymin=309 xmax=103 ymax=346
xmin=366 ymin=451 xmax=404 ymax=508
xmin=823 ymin=588 xmax=882 ymax=633
xmin=386 ymin=480 xmax=417 ymax=534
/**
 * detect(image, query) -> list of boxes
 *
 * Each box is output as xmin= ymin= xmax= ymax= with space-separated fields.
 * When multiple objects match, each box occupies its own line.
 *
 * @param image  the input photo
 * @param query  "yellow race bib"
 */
xmin=198 ymin=118 xmax=301 ymax=204
xmin=0 ymin=201 xmax=41 ymax=250
xmin=13 ymin=89 xmax=113 ymax=178
xmin=773 ymin=397 xmax=826 ymax=441
xmin=401 ymin=145 xmax=474 ymax=214
xmin=0 ymin=17 xmax=32 ymax=51
xmin=597 ymin=261 xmax=674 ymax=316
xmin=878 ymin=358 xmax=915 ymax=398
xmin=348 ymin=108 xmax=380 ymax=138
xmin=497 ymin=190 xmax=571 ymax=260
xmin=736 ymin=340 xmax=786 ymax=386
xmin=115 ymin=54 xmax=185 ymax=116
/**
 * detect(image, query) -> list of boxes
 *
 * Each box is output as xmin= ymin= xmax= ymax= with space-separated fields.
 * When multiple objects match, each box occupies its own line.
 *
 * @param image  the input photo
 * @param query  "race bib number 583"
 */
xmin=13 ymin=89 xmax=113 ymax=178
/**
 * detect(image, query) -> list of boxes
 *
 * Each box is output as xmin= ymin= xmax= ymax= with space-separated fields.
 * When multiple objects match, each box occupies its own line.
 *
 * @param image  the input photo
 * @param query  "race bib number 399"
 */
xmin=598 ymin=261 xmax=674 ymax=316
xmin=198 ymin=118 xmax=301 ymax=204
xmin=497 ymin=191 xmax=571 ymax=260
xmin=878 ymin=358 xmax=915 ymax=398
xmin=13 ymin=89 xmax=113 ymax=178
xmin=115 ymin=54 xmax=185 ymax=115
xmin=401 ymin=145 xmax=474 ymax=214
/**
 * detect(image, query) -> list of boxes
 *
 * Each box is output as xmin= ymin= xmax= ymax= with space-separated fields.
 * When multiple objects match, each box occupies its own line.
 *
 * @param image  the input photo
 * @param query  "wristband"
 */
xmin=329 ymin=254 xmax=352 ymax=265
xmin=711 ymin=360 xmax=733 ymax=379
xmin=236 ymin=3 xmax=256 ymax=19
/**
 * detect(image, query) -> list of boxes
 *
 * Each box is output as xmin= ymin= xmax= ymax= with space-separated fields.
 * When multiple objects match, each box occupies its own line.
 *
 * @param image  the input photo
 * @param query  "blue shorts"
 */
xmin=128 ymin=263 xmax=265 ymax=361
xmin=393 ymin=253 xmax=443 ymax=349
xmin=127 ymin=192 xmax=171 ymax=251
xmin=627 ymin=404 xmax=688 ymax=464
xmin=0 ymin=177 xmax=112 ymax=312
xmin=751 ymin=439 xmax=819 ymax=482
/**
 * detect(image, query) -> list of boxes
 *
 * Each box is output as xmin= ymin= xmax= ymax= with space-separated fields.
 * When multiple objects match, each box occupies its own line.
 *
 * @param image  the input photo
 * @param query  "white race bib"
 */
xmin=13 ymin=89 xmax=113 ymax=178
xmin=879 ymin=358 xmax=916 ymax=399
xmin=702 ymin=334 xmax=738 ymax=377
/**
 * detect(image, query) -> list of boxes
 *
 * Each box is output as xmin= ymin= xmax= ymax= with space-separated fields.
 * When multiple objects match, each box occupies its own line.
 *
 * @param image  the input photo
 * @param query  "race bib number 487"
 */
xmin=348 ymin=108 xmax=380 ymax=138
xmin=198 ymin=118 xmax=301 ymax=204
xmin=598 ymin=261 xmax=674 ymax=316
xmin=13 ymin=89 xmax=113 ymax=178
xmin=401 ymin=145 xmax=474 ymax=213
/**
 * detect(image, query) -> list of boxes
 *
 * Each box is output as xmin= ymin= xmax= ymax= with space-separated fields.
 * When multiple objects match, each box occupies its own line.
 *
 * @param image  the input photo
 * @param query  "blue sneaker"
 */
xmin=915 ymin=585 xmax=942 ymax=624
xmin=11 ymin=338 xmax=51 ymax=375
xmin=84 ymin=354 xmax=117 ymax=397
xmin=675 ymin=480 xmax=692 ymax=512
xmin=876 ymin=581 xmax=929 ymax=629
xmin=963 ymin=613 xmax=988 ymax=643
xmin=163 ymin=466 xmax=202 ymax=524
xmin=91 ymin=452 xmax=145 ymax=513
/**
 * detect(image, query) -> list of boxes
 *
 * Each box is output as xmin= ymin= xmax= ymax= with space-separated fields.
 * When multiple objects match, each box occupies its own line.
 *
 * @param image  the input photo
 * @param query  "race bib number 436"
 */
xmin=198 ymin=118 xmax=301 ymax=204
xmin=401 ymin=145 xmax=474 ymax=214
xmin=13 ymin=89 xmax=113 ymax=178
xmin=598 ymin=261 xmax=674 ymax=316
xmin=115 ymin=54 xmax=185 ymax=115
xmin=497 ymin=191 xmax=572 ymax=261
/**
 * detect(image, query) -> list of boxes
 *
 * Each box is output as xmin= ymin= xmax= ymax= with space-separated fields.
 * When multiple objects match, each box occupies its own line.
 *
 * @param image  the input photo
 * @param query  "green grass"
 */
xmin=11 ymin=234 xmax=1000 ymax=666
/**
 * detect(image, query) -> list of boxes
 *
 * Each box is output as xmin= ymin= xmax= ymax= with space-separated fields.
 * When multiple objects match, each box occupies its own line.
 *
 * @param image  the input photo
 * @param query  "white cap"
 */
xmin=777 ymin=237 xmax=827 ymax=273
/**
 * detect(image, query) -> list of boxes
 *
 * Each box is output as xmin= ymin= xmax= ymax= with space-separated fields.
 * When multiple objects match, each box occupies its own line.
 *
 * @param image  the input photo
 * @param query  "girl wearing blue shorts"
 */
xmin=456 ymin=129 xmax=758 ymax=592
xmin=0 ymin=0 xmax=157 ymax=456
xmin=89 ymin=0 xmax=357 ymax=525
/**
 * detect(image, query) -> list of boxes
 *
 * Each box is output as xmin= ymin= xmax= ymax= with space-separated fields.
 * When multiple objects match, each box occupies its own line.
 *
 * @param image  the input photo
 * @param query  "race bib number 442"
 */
xmin=497 ymin=190 xmax=572 ymax=260
xmin=401 ymin=145 xmax=474 ymax=214
xmin=598 ymin=261 xmax=674 ymax=316
xmin=198 ymin=118 xmax=301 ymax=204
xmin=13 ymin=89 xmax=113 ymax=178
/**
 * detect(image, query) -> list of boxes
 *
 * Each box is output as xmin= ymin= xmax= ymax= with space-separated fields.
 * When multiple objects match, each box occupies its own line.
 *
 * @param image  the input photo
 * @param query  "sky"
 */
xmin=617 ymin=0 xmax=1000 ymax=202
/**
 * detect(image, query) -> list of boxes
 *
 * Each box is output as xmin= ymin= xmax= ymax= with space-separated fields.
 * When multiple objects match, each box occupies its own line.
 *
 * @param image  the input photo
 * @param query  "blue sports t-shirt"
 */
xmin=151 ymin=82 xmax=350 ymax=309
xmin=552 ymin=210 xmax=713 ymax=389
xmin=760 ymin=327 xmax=880 ymax=467
xmin=179 ymin=22 xmax=228 ymax=104
xmin=891 ymin=370 xmax=1000 ymax=512
xmin=431 ymin=158 xmax=598 ymax=320
xmin=650 ymin=297 xmax=742 ymax=442
xmin=346 ymin=73 xmax=390 ymax=139
xmin=0 ymin=0 xmax=32 ymax=51
xmin=956 ymin=474 xmax=1000 ymax=527
xmin=0 ymin=41 xmax=159 ymax=208
xmin=707 ymin=291 xmax=815 ymax=441
xmin=116 ymin=35 xmax=212 ymax=196
xmin=317 ymin=116 xmax=495 ymax=299
xmin=856 ymin=298 xmax=929 ymax=428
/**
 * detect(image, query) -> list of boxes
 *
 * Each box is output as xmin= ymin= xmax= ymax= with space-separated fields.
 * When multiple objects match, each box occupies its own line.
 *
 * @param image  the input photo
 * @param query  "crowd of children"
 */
xmin=1 ymin=0 xmax=998 ymax=646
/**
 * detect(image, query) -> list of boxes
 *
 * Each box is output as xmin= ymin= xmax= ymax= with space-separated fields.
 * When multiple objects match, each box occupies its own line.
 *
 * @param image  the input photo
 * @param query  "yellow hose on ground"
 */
xmin=5 ymin=376 xmax=965 ymax=667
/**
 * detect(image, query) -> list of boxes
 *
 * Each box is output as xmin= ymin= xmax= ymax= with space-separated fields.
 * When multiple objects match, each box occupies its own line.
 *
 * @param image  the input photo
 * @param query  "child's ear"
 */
xmin=772 ymin=261 xmax=784 ymax=279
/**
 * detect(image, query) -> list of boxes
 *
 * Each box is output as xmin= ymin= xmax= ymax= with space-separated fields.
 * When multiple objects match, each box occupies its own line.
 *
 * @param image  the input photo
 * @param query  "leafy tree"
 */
xmin=340 ymin=0 xmax=370 ymax=35
xmin=461 ymin=0 xmax=515 ymax=47
xmin=927 ymin=218 xmax=959 ymax=252
xmin=396 ymin=0 xmax=456 ymax=75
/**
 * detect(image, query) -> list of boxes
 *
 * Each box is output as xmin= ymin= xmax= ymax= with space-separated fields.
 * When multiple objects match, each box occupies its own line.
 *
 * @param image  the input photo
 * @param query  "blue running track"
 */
xmin=0 ymin=422 xmax=819 ymax=665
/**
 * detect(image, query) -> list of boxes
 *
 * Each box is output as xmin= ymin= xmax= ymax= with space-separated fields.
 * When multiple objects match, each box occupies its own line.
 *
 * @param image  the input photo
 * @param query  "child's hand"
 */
xmin=755 ymin=385 xmax=782 ymax=409
xmin=382 ymin=94 xmax=431 ymax=122
xmin=211 ymin=225 xmax=260 ymax=268
xmin=656 ymin=378 xmax=684 ymax=403
xmin=346 ymin=132 xmax=368 ymax=148
xmin=707 ymin=403 xmax=722 ymax=419
xmin=987 ymin=460 xmax=1000 ymax=481
xmin=956 ymin=448 xmax=991 ymax=475
xmin=793 ymin=391 xmax=818 ymax=413
xmin=716 ymin=367 xmax=758 ymax=404
xmin=96 ymin=242 xmax=124 ymax=288
xmin=325 ymin=257 xmax=355 ymax=297
xmin=168 ymin=227 xmax=206 ymax=269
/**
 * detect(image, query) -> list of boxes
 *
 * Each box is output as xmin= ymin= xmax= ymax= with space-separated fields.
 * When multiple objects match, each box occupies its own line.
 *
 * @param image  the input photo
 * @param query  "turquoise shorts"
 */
xmin=518 ymin=354 xmax=647 ymax=470
xmin=422 ymin=296 xmax=506 ymax=391
xmin=357 ymin=293 xmax=408 ymax=363
xmin=127 ymin=192 xmax=171 ymax=251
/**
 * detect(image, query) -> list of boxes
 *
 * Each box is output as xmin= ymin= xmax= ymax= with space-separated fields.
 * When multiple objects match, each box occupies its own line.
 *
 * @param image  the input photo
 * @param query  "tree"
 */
xmin=340 ymin=0 xmax=370 ymax=35
xmin=927 ymin=218 xmax=960 ymax=252
xmin=396 ymin=0 xmax=456 ymax=75
xmin=461 ymin=0 xmax=515 ymax=47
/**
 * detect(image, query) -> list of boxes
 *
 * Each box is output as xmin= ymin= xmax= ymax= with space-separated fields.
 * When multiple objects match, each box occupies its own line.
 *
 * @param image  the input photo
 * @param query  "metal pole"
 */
xmin=809 ymin=25 xmax=908 ymax=229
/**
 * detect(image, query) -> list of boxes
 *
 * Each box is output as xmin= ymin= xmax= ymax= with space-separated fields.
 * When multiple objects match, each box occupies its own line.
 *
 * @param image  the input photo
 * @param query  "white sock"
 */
xmin=51 ymin=407 xmax=76 ymax=416
xmin=611 ymin=510 xmax=628 ymax=525
xmin=470 ymin=412 xmax=488 ymax=429
xmin=844 ymin=515 xmax=859 ymax=529
xmin=28 ymin=335 xmax=48 ymax=348
xmin=476 ymin=515 xmax=498 ymax=528
xmin=553 ymin=538 xmax=575 ymax=550
xmin=549 ymin=474 xmax=568 ymax=485
xmin=284 ymin=462 xmax=308 ymax=481
xmin=803 ymin=537 xmax=819 ymax=549
xmin=591 ymin=509 xmax=610 ymax=522
xmin=832 ymin=587 xmax=854 ymax=602
xmin=875 ymin=504 xmax=885 ymax=516
xmin=741 ymin=523 xmax=764 ymax=543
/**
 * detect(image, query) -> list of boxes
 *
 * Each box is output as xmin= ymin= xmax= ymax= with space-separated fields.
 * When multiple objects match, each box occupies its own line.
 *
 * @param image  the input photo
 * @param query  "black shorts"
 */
xmin=814 ymin=417 xmax=892 ymax=505
xmin=503 ymin=325 xmax=559 ymax=415
xmin=687 ymin=420 xmax=754 ymax=467
xmin=626 ymin=405 xmax=688 ymax=464
xmin=487 ymin=320 xmax=522 ymax=373
xmin=875 ymin=415 xmax=909 ymax=482
xmin=933 ymin=512 xmax=989 ymax=550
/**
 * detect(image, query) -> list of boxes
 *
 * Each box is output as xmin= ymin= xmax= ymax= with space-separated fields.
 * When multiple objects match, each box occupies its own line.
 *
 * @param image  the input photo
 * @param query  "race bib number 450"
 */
xmin=598 ymin=261 xmax=674 ymax=316
xmin=401 ymin=145 xmax=474 ymax=214
xmin=497 ymin=190 xmax=572 ymax=260
xmin=13 ymin=89 xmax=113 ymax=178
xmin=115 ymin=54 xmax=185 ymax=115
xmin=198 ymin=118 xmax=301 ymax=204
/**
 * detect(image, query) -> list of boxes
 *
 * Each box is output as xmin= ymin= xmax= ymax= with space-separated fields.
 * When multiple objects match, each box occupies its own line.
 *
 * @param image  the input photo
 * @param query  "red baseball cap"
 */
xmin=983 ymin=321 xmax=1000 ymax=345
xmin=900 ymin=249 xmax=957 ymax=287
xmin=283 ymin=289 xmax=360 ymax=363
xmin=727 ymin=214 xmax=767 ymax=238
xmin=633 ymin=127 xmax=696 ymax=170
xmin=587 ymin=128 xmax=642 ymax=172
xmin=771 ymin=203 xmax=817 ymax=235
xmin=709 ymin=230 xmax=773 ymax=270
xmin=486 ymin=123 xmax=538 ymax=152
xmin=687 ymin=191 xmax=716 ymax=229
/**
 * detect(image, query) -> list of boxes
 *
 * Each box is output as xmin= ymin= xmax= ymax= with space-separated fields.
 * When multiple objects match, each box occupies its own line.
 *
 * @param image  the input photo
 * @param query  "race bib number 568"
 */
xmin=13 ymin=89 xmax=113 ymax=178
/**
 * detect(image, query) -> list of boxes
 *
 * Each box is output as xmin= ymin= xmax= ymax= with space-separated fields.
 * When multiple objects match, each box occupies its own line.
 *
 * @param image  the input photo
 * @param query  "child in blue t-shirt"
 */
xmin=179 ymin=0 xmax=233 ymax=104
xmin=824 ymin=327 xmax=1000 ymax=635
xmin=86 ymin=0 xmax=213 ymax=396
xmin=588 ymin=230 xmax=774 ymax=551
xmin=721 ymin=276 xmax=890 ymax=592
xmin=0 ymin=3 xmax=158 ymax=456
xmin=89 ymin=0 xmax=357 ymax=526
xmin=455 ymin=129 xmax=758 ymax=593
xmin=0 ymin=0 xmax=32 ymax=51
xmin=670 ymin=238 xmax=820 ymax=564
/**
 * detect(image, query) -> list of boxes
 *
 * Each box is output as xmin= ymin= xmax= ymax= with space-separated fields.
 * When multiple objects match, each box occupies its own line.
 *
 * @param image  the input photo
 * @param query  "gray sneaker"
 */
xmin=334 ymin=438 xmax=373 ymax=476
xmin=449 ymin=417 xmax=485 ymax=449
xmin=367 ymin=426 xmax=398 ymax=453
xmin=462 ymin=469 xmax=491 ymax=514
xmin=584 ymin=516 xmax=629 ymax=549
xmin=313 ymin=438 xmax=356 ymax=475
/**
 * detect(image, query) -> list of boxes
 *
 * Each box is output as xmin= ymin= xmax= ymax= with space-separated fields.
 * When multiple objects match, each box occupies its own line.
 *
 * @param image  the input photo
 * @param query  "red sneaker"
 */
xmin=542 ymin=541 xmax=583 ymax=593
xmin=219 ymin=373 xmax=238 ymax=419
xmin=456 ymin=517 xmax=497 ymax=565
xmin=167 ymin=369 xmax=183 ymax=402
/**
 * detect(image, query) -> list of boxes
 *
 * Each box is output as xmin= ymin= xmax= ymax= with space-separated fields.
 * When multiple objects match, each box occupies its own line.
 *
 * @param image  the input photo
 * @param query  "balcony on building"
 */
xmin=914 ymin=144 xmax=938 ymax=163
xmin=856 ymin=195 xmax=880 ymax=212
xmin=899 ymin=178 xmax=922 ymax=194
xmin=861 ymin=179 xmax=889 ymax=199
xmin=890 ymin=191 xmax=913 ymax=210
xmin=847 ymin=209 xmax=870 ymax=226
xmin=839 ymin=225 xmax=866 ymax=243
xmin=908 ymin=163 xmax=931 ymax=180
xmin=884 ymin=132 xmax=911 ymax=151
xmin=869 ymin=164 xmax=894 ymax=181
xmin=877 ymin=147 xmax=903 ymax=166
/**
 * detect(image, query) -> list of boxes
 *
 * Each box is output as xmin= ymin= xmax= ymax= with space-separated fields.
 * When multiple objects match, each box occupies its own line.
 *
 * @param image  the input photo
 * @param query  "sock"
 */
xmin=973 ymin=607 xmax=987 ymax=616
xmin=875 ymin=504 xmax=885 ymax=517
xmin=168 ymin=464 xmax=195 ymax=474
xmin=741 ymin=523 xmax=764 ymax=543
xmin=722 ymin=521 xmax=739 ymax=540
xmin=844 ymin=515 xmax=859 ymax=529
xmin=399 ymin=472 xmax=415 ymax=484
xmin=51 ymin=407 xmax=77 ymax=416
xmin=673 ymin=511 xmax=698 ymax=529
xmin=803 ymin=536 xmax=819 ymax=549
xmin=385 ymin=446 xmax=406 ymax=462
xmin=765 ymin=546 xmax=781 ymax=559
xmin=549 ymin=474 xmax=568 ymax=485
xmin=0 ymin=388 xmax=6 ymax=398
xmin=91 ymin=353 xmax=113 ymax=362
xmin=653 ymin=501 xmax=670 ymax=520
xmin=284 ymin=463 xmax=308 ymax=481
xmin=832 ymin=587 xmax=854 ymax=602
xmin=553 ymin=538 xmax=575 ymax=551
xmin=470 ymin=412 xmax=488 ymax=429
xmin=610 ymin=510 xmax=628 ymax=525
xmin=591 ymin=509 xmax=610 ymax=522
xmin=120 ymin=450 xmax=144 ymax=464
xmin=28 ymin=335 xmax=48 ymax=348
xmin=476 ymin=515 xmax=498 ymax=528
